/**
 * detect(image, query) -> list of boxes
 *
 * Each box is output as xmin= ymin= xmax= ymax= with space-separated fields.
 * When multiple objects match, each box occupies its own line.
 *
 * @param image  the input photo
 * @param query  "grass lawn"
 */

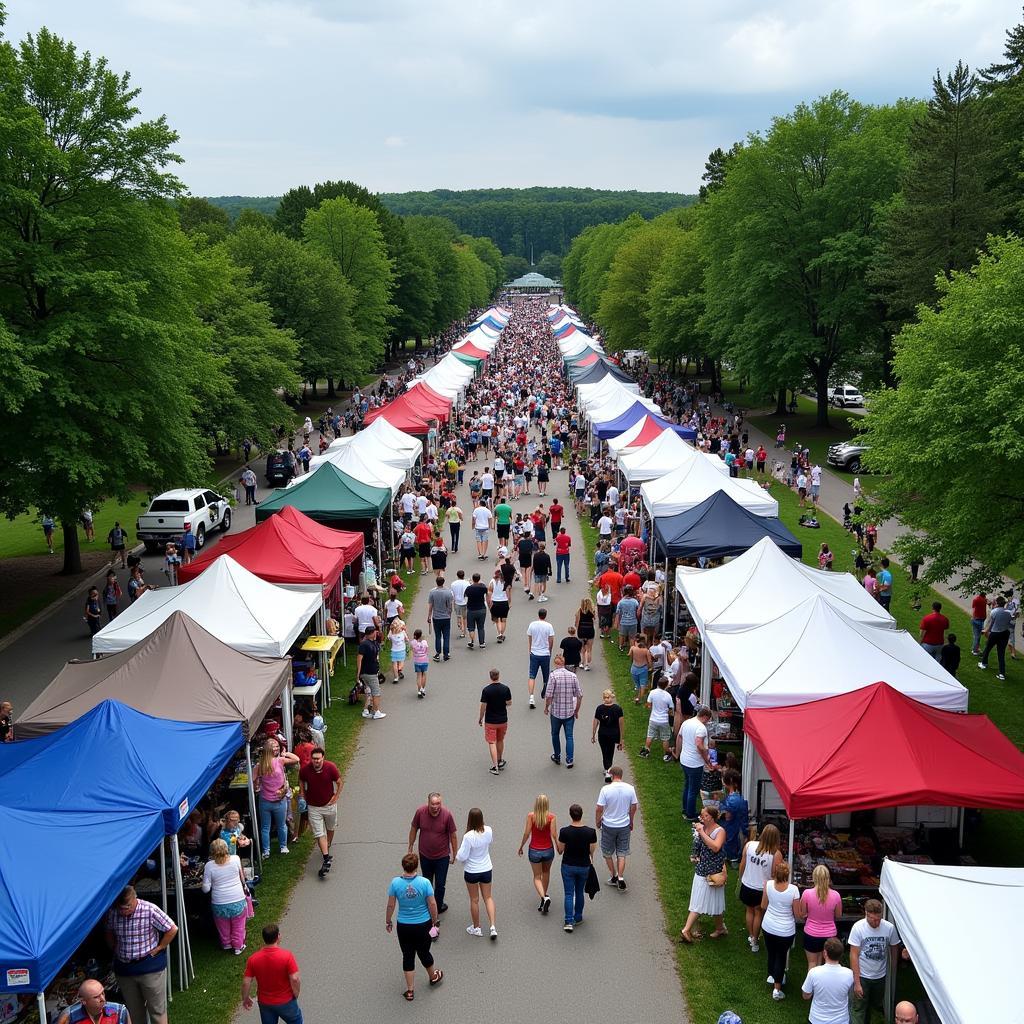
xmin=168 ymin=567 xmax=425 ymax=1024
xmin=0 ymin=494 xmax=150 ymax=559
xmin=578 ymin=480 xmax=1023 ymax=1022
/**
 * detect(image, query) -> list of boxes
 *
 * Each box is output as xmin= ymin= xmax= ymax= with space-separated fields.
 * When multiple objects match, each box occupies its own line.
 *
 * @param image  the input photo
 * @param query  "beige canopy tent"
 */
xmin=18 ymin=611 xmax=293 ymax=864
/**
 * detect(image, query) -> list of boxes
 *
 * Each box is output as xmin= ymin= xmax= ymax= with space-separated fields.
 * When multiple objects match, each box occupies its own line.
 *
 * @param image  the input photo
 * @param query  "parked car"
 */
xmin=136 ymin=488 xmax=231 ymax=553
xmin=265 ymin=450 xmax=297 ymax=486
xmin=826 ymin=384 xmax=865 ymax=408
xmin=827 ymin=441 xmax=870 ymax=474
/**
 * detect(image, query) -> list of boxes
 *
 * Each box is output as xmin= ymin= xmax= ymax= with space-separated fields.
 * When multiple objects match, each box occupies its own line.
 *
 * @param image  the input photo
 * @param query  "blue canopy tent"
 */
xmin=593 ymin=401 xmax=697 ymax=442
xmin=470 ymin=314 xmax=504 ymax=332
xmin=651 ymin=490 xmax=802 ymax=561
xmin=0 ymin=701 xmax=244 ymax=998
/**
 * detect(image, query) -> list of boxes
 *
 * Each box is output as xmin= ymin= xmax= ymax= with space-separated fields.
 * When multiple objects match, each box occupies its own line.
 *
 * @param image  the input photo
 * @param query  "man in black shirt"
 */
xmin=517 ymin=534 xmax=535 ymax=595
xmin=355 ymin=626 xmax=385 ymax=720
xmin=465 ymin=573 xmax=489 ymax=650
xmin=559 ymin=627 xmax=583 ymax=671
xmin=478 ymin=669 xmax=512 ymax=776
xmin=532 ymin=541 xmax=552 ymax=603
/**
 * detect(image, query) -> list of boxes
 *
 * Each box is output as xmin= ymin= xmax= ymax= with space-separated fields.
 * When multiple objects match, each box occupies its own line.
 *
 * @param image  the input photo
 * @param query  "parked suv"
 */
xmin=826 ymin=384 xmax=865 ymax=408
xmin=827 ymin=442 xmax=869 ymax=474
xmin=136 ymin=488 xmax=232 ymax=553
xmin=265 ymin=450 xmax=297 ymax=487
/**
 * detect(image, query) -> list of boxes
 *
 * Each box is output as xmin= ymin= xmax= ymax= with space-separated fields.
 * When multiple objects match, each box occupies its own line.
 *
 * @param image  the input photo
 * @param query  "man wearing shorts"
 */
xmin=299 ymin=748 xmax=341 ymax=879
xmin=479 ymin=669 xmax=512 ymax=776
xmin=356 ymin=626 xmax=386 ymax=720
xmin=472 ymin=500 xmax=493 ymax=560
xmin=494 ymin=498 xmax=513 ymax=544
xmin=595 ymin=766 xmax=637 ymax=890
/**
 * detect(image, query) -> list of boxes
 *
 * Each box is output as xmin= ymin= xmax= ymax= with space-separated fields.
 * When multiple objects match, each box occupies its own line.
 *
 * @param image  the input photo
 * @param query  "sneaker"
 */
xmin=617 ymin=878 xmax=627 ymax=891
xmin=663 ymin=754 xmax=674 ymax=762
xmin=467 ymin=641 xmax=474 ymax=649
xmin=766 ymin=976 xmax=775 ymax=985
xmin=417 ymin=691 xmax=425 ymax=699
xmin=529 ymin=696 xmax=536 ymax=708
xmin=433 ymin=654 xmax=441 ymax=662
xmin=538 ymin=595 xmax=548 ymax=602
xmin=443 ymin=655 xmax=450 ymax=662
xmin=361 ymin=709 xmax=372 ymax=718
xmin=550 ymin=754 xmax=561 ymax=765
xmin=438 ymin=903 xmax=448 ymax=914
xmin=497 ymin=759 xmax=507 ymax=770
xmin=372 ymin=711 xmax=387 ymax=719
xmin=583 ymin=665 xmax=590 ymax=671
xmin=233 ymin=945 xmax=246 ymax=955
xmin=542 ymin=895 xmax=551 ymax=914
xmin=747 ymin=935 xmax=754 ymax=947
xmin=324 ymin=854 xmax=333 ymax=864
xmin=467 ymin=926 xmax=483 ymax=936
xmin=750 ymin=941 xmax=760 ymax=953
xmin=998 ymin=673 xmax=1007 ymax=680
xmin=639 ymin=747 xmax=650 ymax=758
xmin=480 ymin=642 xmax=486 ymax=648
xmin=978 ymin=661 xmax=987 ymax=670
xmin=279 ymin=846 xmax=290 ymax=855
xmin=604 ymin=773 xmax=612 ymax=783
xmin=607 ymin=875 xmax=618 ymax=886
xmin=489 ymin=766 xmax=500 ymax=776
xmin=566 ymin=761 xmax=573 ymax=769
xmin=772 ymin=990 xmax=785 ymax=1001
xmin=563 ymin=923 xmax=574 ymax=932
xmin=528 ymin=593 xmax=535 ymax=600
xmin=318 ymin=863 xmax=329 ymax=878
xmin=489 ymin=926 xmax=498 ymax=940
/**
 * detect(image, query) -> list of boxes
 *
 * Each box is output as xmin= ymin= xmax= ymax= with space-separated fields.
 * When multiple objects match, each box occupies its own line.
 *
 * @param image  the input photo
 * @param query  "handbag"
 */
xmin=244 ymin=891 xmax=255 ymax=919
xmin=707 ymin=864 xmax=728 ymax=888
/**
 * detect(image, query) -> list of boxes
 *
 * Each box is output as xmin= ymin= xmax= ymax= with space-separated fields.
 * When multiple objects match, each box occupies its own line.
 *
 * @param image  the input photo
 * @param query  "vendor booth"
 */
xmin=879 ymin=861 xmax=1024 ymax=1024
xmin=619 ymin=430 xmax=702 ymax=486
xmin=256 ymin=462 xmax=390 ymax=525
xmin=641 ymin=455 xmax=778 ymax=519
xmin=306 ymin=441 xmax=405 ymax=496
xmin=325 ymin=416 xmax=422 ymax=471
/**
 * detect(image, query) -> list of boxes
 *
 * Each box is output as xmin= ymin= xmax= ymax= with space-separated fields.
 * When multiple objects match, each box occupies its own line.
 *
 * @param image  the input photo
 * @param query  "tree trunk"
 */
xmin=774 ymin=387 xmax=787 ymax=416
xmin=326 ymin=376 xmax=336 ymax=398
xmin=60 ymin=519 xmax=83 ymax=575
xmin=880 ymin=330 xmax=896 ymax=389
xmin=414 ymin=334 xmax=423 ymax=351
xmin=814 ymin=364 xmax=831 ymax=427
xmin=711 ymin=359 xmax=723 ymax=394
xmin=309 ymin=379 xmax=318 ymax=398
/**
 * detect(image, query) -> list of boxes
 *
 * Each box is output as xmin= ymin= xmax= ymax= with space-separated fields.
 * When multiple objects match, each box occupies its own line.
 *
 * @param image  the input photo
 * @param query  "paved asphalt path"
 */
xmin=245 ymin=469 xmax=686 ymax=1022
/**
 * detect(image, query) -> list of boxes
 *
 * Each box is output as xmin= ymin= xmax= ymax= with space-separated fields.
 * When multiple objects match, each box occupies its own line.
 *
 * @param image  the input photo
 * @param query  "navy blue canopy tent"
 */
xmin=0 ymin=701 xmax=243 ymax=997
xmin=651 ymin=490 xmax=802 ymax=560
xmin=593 ymin=401 xmax=698 ymax=442
xmin=568 ymin=359 xmax=636 ymax=386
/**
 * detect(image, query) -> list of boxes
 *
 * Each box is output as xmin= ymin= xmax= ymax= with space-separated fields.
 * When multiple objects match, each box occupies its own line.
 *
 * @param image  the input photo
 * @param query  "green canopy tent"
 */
xmin=256 ymin=462 xmax=392 ymax=571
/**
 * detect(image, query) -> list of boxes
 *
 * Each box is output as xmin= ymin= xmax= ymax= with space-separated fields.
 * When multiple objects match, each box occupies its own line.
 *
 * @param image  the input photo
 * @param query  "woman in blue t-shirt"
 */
xmin=385 ymin=853 xmax=444 ymax=1001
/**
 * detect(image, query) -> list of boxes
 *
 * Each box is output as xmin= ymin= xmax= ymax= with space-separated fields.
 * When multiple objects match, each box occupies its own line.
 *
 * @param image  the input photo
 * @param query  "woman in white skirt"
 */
xmin=679 ymin=805 xmax=727 ymax=942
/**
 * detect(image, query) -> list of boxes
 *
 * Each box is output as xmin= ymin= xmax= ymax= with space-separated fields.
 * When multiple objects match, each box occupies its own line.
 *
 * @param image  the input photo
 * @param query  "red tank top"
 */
xmin=530 ymin=813 xmax=554 ymax=850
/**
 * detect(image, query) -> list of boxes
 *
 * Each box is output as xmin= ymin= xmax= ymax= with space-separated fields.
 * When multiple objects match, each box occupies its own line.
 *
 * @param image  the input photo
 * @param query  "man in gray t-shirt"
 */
xmin=979 ymin=595 xmax=1013 ymax=679
xmin=426 ymin=576 xmax=454 ymax=662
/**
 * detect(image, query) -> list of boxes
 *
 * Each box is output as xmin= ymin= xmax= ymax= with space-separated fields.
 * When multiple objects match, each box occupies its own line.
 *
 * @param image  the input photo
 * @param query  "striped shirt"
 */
xmin=105 ymin=899 xmax=176 ymax=962
xmin=546 ymin=668 xmax=582 ymax=720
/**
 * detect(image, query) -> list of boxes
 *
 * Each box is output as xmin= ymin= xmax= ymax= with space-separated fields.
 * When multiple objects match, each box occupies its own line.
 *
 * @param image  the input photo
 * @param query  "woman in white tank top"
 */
xmin=737 ymin=823 xmax=783 ymax=952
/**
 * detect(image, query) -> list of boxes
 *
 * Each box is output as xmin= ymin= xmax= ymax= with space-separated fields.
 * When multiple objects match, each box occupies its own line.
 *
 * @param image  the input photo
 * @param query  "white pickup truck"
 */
xmin=826 ymin=384 xmax=864 ymax=408
xmin=136 ymin=488 xmax=232 ymax=553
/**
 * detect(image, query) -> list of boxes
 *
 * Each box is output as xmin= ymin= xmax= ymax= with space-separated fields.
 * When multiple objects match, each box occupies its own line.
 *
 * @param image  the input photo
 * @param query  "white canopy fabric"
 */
xmin=92 ymin=555 xmax=322 ymax=657
xmin=606 ymin=415 xmax=662 ymax=456
xmin=586 ymin=388 xmax=661 ymax=424
xmin=306 ymin=442 xmax=405 ymax=495
xmin=704 ymin=594 xmax=968 ymax=712
xmin=578 ymin=377 xmax=647 ymax=412
xmin=465 ymin=323 xmax=499 ymax=343
xmin=414 ymin=356 xmax=476 ymax=399
xmin=619 ymin=430 xmax=698 ymax=484
xmin=326 ymin=417 xmax=421 ymax=470
xmin=880 ymin=861 xmax=1022 ymax=1024
xmin=641 ymin=456 xmax=777 ymax=518
xmin=676 ymin=536 xmax=896 ymax=633
xmin=454 ymin=334 xmax=496 ymax=353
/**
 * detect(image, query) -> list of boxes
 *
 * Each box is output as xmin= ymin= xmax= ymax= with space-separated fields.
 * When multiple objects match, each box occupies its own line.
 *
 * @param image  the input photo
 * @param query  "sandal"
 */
xmin=678 ymin=931 xmax=694 ymax=944
xmin=710 ymin=928 xmax=729 ymax=939
xmin=403 ymin=990 xmax=414 ymax=1001
xmin=429 ymin=969 xmax=444 ymax=987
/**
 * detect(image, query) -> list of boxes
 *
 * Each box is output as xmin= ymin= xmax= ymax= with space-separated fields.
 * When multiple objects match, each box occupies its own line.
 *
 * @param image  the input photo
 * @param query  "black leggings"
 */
xmin=763 ymin=931 xmax=793 ymax=984
xmin=598 ymin=733 xmax=617 ymax=771
xmin=396 ymin=922 xmax=434 ymax=973
xmin=981 ymin=630 xmax=1010 ymax=675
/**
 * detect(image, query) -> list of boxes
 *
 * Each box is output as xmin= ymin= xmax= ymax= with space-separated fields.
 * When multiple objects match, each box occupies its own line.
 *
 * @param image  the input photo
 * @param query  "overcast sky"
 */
xmin=6 ymin=1 xmax=1019 ymax=196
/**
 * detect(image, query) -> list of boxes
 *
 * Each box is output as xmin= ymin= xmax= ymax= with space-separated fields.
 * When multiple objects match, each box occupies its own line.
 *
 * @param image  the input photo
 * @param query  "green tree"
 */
xmin=462 ymin=235 xmax=503 ymax=296
xmin=177 ymin=196 xmax=230 ymax=241
xmin=501 ymin=253 xmax=530 ymax=281
xmin=405 ymin=215 xmax=466 ymax=335
xmin=0 ymin=25 xmax=216 ymax=574
xmin=226 ymin=224 xmax=356 ymax=392
xmin=535 ymin=251 xmax=563 ymax=281
xmin=569 ymin=214 xmax=645 ymax=321
xmin=303 ymin=196 xmax=396 ymax=374
xmin=871 ymin=63 xmax=997 ymax=329
xmin=980 ymin=14 xmax=1024 ymax=231
xmin=858 ymin=235 xmax=1024 ymax=591
xmin=698 ymin=143 xmax=742 ymax=201
xmin=701 ymin=92 xmax=916 ymax=426
xmin=453 ymin=244 xmax=491 ymax=310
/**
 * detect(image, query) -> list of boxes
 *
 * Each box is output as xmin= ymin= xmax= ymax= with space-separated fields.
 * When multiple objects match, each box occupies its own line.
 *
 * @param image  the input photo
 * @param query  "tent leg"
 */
xmin=281 ymin=683 xmax=293 ymax=751
xmin=37 ymin=991 xmax=47 ymax=1024
xmin=246 ymin=741 xmax=263 ymax=871
xmin=958 ymin=806 xmax=965 ymax=849
xmin=662 ymin=558 xmax=670 ymax=636
xmin=883 ymin=905 xmax=896 ymax=1021
xmin=170 ymin=835 xmax=193 ymax=986
xmin=699 ymin=645 xmax=711 ymax=707
xmin=317 ymin=605 xmax=330 ymax=706
xmin=787 ymin=817 xmax=795 ymax=875
xmin=672 ymin=586 xmax=680 ymax=644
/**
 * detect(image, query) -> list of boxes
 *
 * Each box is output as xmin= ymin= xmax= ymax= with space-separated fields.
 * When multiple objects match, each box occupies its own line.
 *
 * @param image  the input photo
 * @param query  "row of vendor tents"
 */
xmin=548 ymin=304 xmax=1024 ymax=1024
xmin=0 ymin=309 xmax=512 ymax=1003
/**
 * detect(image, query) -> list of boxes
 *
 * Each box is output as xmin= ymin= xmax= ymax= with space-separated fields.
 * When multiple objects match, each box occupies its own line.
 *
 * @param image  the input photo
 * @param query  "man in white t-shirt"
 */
xmin=802 ymin=938 xmax=854 ymax=1024
xmin=415 ymin=492 xmax=428 ymax=517
xmin=450 ymin=569 xmax=470 ymax=639
xmin=597 ymin=512 xmax=614 ymax=540
xmin=640 ymin=675 xmax=675 ymax=761
xmin=400 ymin=489 xmax=415 ymax=523
xmin=595 ymin=766 xmax=637 ymax=890
xmin=811 ymin=463 xmax=823 ymax=503
xmin=353 ymin=595 xmax=380 ymax=637
xmin=472 ymin=501 xmax=493 ymax=560
xmin=675 ymin=706 xmax=713 ymax=821
xmin=606 ymin=483 xmax=619 ymax=508
xmin=525 ymin=608 xmax=555 ymax=708
xmin=848 ymin=900 xmax=900 ymax=1024
xmin=480 ymin=469 xmax=495 ymax=506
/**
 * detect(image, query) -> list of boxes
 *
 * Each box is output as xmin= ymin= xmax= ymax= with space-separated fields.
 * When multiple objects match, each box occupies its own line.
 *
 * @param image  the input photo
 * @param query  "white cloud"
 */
xmin=4 ymin=0 xmax=1020 ymax=194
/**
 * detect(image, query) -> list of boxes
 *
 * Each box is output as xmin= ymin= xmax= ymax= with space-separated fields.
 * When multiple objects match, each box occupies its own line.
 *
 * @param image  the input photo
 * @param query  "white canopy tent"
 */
xmin=641 ymin=456 xmax=778 ymax=519
xmin=578 ymin=377 xmax=649 ymax=412
xmin=879 ymin=861 xmax=1024 ymax=1024
xmin=454 ymin=334 xmax=496 ymax=353
xmin=606 ymin=415 xmax=664 ymax=457
xmin=305 ymin=442 xmax=405 ymax=495
xmin=585 ymin=388 xmax=662 ymax=426
xmin=464 ymin=323 xmax=499 ymax=344
xmin=325 ymin=417 xmax=421 ymax=470
xmin=676 ymin=536 xmax=896 ymax=634
xmin=93 ymin=556 xmax=322 ymax=659
xmin=619 ymin=430 xmax=700 ymax=485
xmin=414 ymin=356 xmax=476 ymax=399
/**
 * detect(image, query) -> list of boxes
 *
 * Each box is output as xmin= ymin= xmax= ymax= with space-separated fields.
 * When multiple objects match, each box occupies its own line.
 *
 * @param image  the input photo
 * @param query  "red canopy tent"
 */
xmin=451 ymin=340 xmax=489 ymax=360
xmin=364 ymin=382 xmax=451 ymax=428
xmin=573 ymin=351 xmax=600 ymax=367
xmin=177 ymin=506 xmax=362 ymax=596
xmin=744 ymin=682 xmax=1024 ymax=818
xmin=618 ymin=416 xmax=667 ymax=451
xmin=403 ymin=382 xmax=452 ymax=422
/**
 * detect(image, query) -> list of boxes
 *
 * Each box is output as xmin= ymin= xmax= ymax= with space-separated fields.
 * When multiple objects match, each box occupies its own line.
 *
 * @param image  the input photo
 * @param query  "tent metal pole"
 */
xmin=319 ymin=603 xmax=331 ymax=705
xmin=672 ymin=585 xmax=680 ymax=644
xmin=246 ymin=741 xmax=262 ymax=871
xmin=958 ymin=806 xmax=965 ymax=849
xmin=281 ymin=683 xmax=293 ymax=750
xmin=700 ymin=643 xmax=711 ymax=706
xmin=663 ymin=558 xmax=670 ymax=636
xmin=158 ymin=838 xmax=175 ymax=993
xmin=37 ymin=992 xmax=47 ymax=1024
xmin=883 ymin=903 xmax=896 ymax=1022
xmin=787 ymin=817 xmax=795 ymax=875
xmin=170 ymin=834 xmax=193 ymax=986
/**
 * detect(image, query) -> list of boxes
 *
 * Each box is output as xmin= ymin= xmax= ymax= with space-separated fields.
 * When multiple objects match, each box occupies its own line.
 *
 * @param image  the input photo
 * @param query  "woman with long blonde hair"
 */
xmin=254 ymin=737 xmax=299 ymax=856
xmin=798 ymin=863 xmax=841 ymax=970
xmin=575 ymin=597 xmax=596 ymax=670
xmin=516 ymin=793 xmax=558 ymax=913
xmin=737 ymin=823 xmax=783 ymax=951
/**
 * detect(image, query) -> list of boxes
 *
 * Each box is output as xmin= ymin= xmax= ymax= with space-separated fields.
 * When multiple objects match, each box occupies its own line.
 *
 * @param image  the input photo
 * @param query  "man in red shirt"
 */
xmin=622 ymin=567 xmax=643 ymax=593
xmin=599 ymin=565 xmax=624 ymax=606
xmin=242 ymin=924 xmax=302 ymax=1024
xmin=408 ymin=792 xmax=459 ymax=915
xmin=299 ymin=748 xmax=342 ymax=879
xmin=414 ymin=517 xmax=433 ymax=575
xmin=548 ymin=500 xmax=564 ymax=533
xmin=919 ymin=601 xmax=950 ymax=661
xmin=970 ymin=591 xmax=988 ymax=655
xmin=755 ymin=445 xmax=767 ymax=473
xmin=554 ymin=527 xmax=572 ymax=583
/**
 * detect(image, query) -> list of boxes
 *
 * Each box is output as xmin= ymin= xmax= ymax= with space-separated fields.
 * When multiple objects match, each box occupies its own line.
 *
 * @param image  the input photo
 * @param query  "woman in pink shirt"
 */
xmin=799 ymin=864 xmax=841 ymax=970
xmin=254 ymin=738 xmax=299 ymax=856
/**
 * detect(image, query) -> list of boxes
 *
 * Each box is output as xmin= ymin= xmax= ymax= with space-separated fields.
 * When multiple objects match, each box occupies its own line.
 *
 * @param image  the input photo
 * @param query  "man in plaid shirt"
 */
xmin=544 ymin=655 xmax=582 ymax=768
xmin=105 ymin=885 xmax=177 ymax=1024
